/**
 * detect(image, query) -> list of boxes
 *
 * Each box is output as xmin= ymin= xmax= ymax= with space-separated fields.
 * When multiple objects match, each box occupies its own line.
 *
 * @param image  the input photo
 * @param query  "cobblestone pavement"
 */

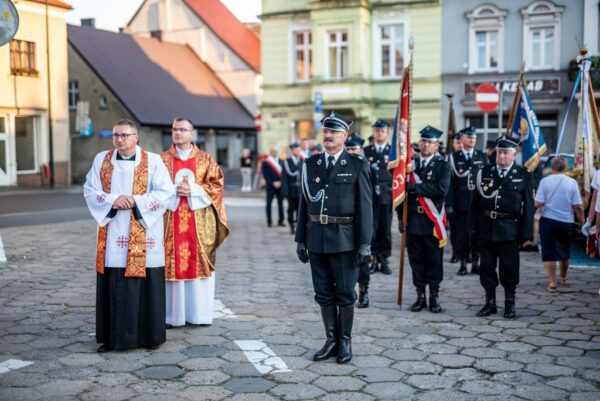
xmin=1 ymin=200 xmax=600 ymax=401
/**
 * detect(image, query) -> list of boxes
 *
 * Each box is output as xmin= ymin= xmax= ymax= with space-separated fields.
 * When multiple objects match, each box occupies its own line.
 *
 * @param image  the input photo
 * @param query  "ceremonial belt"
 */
xmin=410 ymin=206 xmax=425 ymax=214
xmin=484 ymin=210 xmax=519 ymax=220
xmin=309 ymin=214 xmax=354 ymax=224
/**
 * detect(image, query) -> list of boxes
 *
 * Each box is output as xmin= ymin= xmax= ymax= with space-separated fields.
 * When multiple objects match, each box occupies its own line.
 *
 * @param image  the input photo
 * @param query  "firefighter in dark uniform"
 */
xmin=295 ymin=111 xmax=373 ymax=364
xmin=447 ymin=127 xmax=488 ymax=275
xmin=282 ymin=142 xmax=302 ymax=234
xmin=470 ymin=136 xmax=534 ymax=319
xmin=398 ymin=126 xmax=451 ymax=313
xmin=363 ymin=119 xmax=393 ymax=275
xmin=448 ymin=132 xmax=462 ymax=264
xmin=486 ymin=140 xmax=497 ymax=165
xmin=345 ymin=133 xmax=379 ymax=308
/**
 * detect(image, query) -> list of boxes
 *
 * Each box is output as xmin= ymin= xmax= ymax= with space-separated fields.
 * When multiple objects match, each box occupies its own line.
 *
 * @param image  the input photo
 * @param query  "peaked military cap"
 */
xmin=419 ymin=125 xmax=443 ymax=141
xmin=289 ymin=142 xmax=300 ymax=149
xmin=458 ymin=126 xmax=477 ymax=137
xmin=345 ymin=133 xmax=365 ymax=148
xmin=451 ymin=132 xmax=462 ymax=141
xmin=321 ymin=111 xmax=353 ymax=132
xmin=371 ymin=119 xmax=389 ymax=128
xmin=486 ymin=139 xmax=497 ymax=149
xmin=496 ymin=136 xmax=519 ymax=150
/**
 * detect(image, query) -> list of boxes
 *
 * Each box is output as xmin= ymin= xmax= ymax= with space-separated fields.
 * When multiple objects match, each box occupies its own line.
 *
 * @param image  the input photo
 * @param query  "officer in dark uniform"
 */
xmin=486 ymin=140 xmax=497 ymax=165
xmin=448 ymin=132 xmax=462 ymax=264
xmin=398 ymin=126 xmax=451 ymax=313
xmin=282 ymin=142 xmax=302 ymax=234
xmin=295 ymin=111 xmax=373 ymax=364
xmin=345 ymin=133 xmax=379 ymax=308
xmin=363 ymin=120 xmax=393 ymax=275
xmin=470 ymin=137 xmax=534 ymax=319
xmin=447 ymin=127 xmax=488 ymax=275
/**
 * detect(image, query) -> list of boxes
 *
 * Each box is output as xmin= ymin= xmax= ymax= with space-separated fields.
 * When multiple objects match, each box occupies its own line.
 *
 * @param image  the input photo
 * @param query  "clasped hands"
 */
xmin=177 ymin=181 xmax=191 ymax=197
xmin=113 ymin=195 xmax=136 ymax=210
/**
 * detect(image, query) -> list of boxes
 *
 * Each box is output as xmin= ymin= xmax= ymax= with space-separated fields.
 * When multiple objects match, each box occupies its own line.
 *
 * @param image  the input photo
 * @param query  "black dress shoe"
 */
xmin=97 ymin=344 xmax=114 ymax=353
xmin=476 ymin=290 xmax=497 ymax=317
xmin=145 ymin=344 xmax=160 ymax=350
xmin=504 ymin=298 xmax=516 ymax=319
xmin=457 ymin=260 xmax=468 ymax=276
xmin=277 ymin=222 xmax=285 ymax=227
xmin=380 ymin=257 xmax=392 ymax=275
xmin=410 ymin=288 xmax=427 ymax=312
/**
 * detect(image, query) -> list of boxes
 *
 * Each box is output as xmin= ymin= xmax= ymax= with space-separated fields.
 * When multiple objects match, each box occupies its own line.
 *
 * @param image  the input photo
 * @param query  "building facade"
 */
xmin=260 ymin=0 xmax=442 ymax=152
xmin=441 ymin=0 xmax=599 ymax=154
xmin=0 ymin=0 xmax=71 ymax=187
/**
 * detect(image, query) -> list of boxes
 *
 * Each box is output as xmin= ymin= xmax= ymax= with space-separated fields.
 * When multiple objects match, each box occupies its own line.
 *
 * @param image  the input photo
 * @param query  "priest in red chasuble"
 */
xmin=84 ymin=118 xmax=174 ymax=352
xmin=162 ymin=117 xmax=229 ymax=327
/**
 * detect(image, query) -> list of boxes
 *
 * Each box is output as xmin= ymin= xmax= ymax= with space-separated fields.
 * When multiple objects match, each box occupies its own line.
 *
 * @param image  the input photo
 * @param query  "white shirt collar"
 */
xmin=325 ymin=148 xmax=344 ymax=166
xmin=463 ymin=149 xmax=473 ymax=158
xmin=176 ymin=145 xmax=193 ymax=160
xmin=375 ymin=143 xmax=386 ymax=152
xmin=496 ymin=163 xmax=513 ymax=173
xmin=420 ymin=153 xmax=435 ymax=167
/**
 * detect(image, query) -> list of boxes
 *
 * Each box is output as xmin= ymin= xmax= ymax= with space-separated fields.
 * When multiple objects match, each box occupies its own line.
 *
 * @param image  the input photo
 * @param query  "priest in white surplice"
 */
xmin=161 ymin=117 xmax=229 ymax=328
xmin=84 ymin=118 xmax=174 ymax=352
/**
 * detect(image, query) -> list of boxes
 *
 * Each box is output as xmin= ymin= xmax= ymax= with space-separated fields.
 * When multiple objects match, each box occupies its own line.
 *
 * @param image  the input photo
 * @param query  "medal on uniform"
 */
xmin=459 ymin=169 xmax=463 ymax=173
xmin=317 ymin=158 xmax=322 ymax=166
xmin=489 ymin=181 xmax=494 ymax=187
xmin=484 ymin=186 xmax=488 ymax=191
xmin=384 ymin=155 xmax=388 ymax=163
xmin=315 ymin=177 xmax=320 ymax=183
xmin=340 ymin=159 xmax=347 ymax=165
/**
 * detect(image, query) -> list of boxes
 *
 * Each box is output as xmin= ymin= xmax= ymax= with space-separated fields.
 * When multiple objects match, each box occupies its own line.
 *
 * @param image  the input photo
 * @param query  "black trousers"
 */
xmin=309 ymin=251 xmax=359 ymax=307
xmin=266 ymin=187 xmax=284 ymax=224
xmin=287 ymin=196 xmax=299 ymax=225
xmin=96 ymin=267 xmax=166 ymax=350
xmin=449 ymin=214 xmax=458 ymax=252
xmin=372 ymin=203 xmax=392 ymax=258
xmin=454 ymin=211 xmax=479 ymax=260
xmin=407 ymin=233 xmax=443 ymax=290
xmin=479 ymin=239 xmax=520 ymax=291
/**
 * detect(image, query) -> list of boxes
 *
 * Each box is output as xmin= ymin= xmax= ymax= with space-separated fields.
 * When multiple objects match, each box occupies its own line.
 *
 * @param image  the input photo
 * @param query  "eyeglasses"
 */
xmin=112 ymin=133 xmax=136 ymax=140
xmin=172 ymin=128 xmax=191 ymax=133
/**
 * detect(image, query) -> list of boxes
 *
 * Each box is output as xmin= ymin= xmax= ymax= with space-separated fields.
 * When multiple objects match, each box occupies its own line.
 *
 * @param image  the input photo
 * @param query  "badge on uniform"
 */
xmin=483 ymin=186 xmax=488 ymax=191
xmin=384 ymin=155 xmax=389 ymax=163
xmin=459 ymin=169 xmax=464 ymax=173
xmin=369 ymin=157 xmax=373 ymax=161
xmin=340 ymin=159 xmax=347 ymax=166
xmin=316 ymin=177 xmax=321 ymax=183
xmin=317 ymin=158 xmax=322 ymax=166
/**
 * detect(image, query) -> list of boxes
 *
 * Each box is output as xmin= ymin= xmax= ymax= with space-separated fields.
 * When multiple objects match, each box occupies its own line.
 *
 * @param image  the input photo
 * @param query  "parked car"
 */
xmin=541 ymin=153 xmax=576 ymax=177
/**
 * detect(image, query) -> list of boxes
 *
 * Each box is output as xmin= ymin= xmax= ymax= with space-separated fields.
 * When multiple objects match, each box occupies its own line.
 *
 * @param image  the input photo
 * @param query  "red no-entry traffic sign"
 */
xmin=475 ymin=83 xmax=499 ymax=113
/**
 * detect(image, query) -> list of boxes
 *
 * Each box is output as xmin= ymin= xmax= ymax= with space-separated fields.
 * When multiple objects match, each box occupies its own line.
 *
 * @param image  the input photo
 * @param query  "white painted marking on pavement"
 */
xmin=0 ymin=359 xmax=33 ymax=375
xmin=0 ymin=235 xmax=6 ymax=263
xmin=214 ymin=299 xmax=237 ymax=319
xmin=234 ymin=340 xmax=291 ymax=374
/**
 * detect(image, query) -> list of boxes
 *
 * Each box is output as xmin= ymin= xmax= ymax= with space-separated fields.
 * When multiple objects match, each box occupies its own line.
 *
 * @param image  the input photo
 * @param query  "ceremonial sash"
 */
xmin=95 ymin=149 xmax=149 ymax=277
xmin=409 ymin=171 xmax=448 ymax=248
xmin=264 ymin=158 xmax=282 ymax=178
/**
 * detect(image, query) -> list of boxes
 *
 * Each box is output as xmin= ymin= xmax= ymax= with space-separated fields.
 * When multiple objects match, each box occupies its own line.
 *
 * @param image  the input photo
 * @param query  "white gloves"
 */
xmin=582 ymin=221 xmax=592 ymax=237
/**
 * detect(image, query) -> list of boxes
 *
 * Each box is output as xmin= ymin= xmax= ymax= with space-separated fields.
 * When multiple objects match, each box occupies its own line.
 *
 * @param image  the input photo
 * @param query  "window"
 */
xmin=521 ymin=1 xmax=563 ymax=71
xmin=379 ymin=24 xmax=404 ymax=78
xmin=466 ymin=5 xmax=507 ymax=74
xmin=15 ymin=116 xmax=37 ymax=172
xmin=68 ymin=81 xmax=79 ymax=110
xmin=99 ymin=96 xmax=108 ymax=109
xmin=10 ymin=40 xmax=38 ymax=76
xmin=476 ymin=30 xmax=498 ymax=71
xmin=293 ymin=31 xmax=312 ymax=82
xmin=327 ymin=31 xmax=348 ymax=80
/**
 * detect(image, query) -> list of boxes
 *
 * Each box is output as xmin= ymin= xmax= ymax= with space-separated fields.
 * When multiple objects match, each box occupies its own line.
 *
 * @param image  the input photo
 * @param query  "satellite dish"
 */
xmin=0 ymin=0 xmax=19 ymax=47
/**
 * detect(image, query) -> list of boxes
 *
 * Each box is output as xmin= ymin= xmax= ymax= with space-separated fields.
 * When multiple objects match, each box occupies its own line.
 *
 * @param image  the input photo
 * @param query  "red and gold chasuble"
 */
xmin=162 ymin=145 xmax=229 ymax=281
xmin=95 ymin=149 xmax=149 ymax=278
xmin=172 ymin=157 xmax=200 ymax=279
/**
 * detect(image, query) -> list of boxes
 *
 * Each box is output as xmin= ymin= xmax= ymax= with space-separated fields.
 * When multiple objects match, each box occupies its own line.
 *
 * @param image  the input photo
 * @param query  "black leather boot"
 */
xmin=313 ymin=306 xmax=338 ymax=361
xmin=471 ymin=255 xmax=480 ymax=275
xmin=337 ymin=306 xmax=354 ymax=364
xmin=476 ymin=289 xmax=497 ymax=317
xmin=457 ymin=259 xmax=468 ymax=276
xmin=357 ymin=284 xmax=369 ymax=308
xmin=380 ymin=256 xmax=392 ymax=275
xmin=410 ymin=288 xmax=427 ymax=312
xmin=504 ymin=289 xmax=516 ymax=319
xmin=429 ymin=288 xmax=442 ymax=313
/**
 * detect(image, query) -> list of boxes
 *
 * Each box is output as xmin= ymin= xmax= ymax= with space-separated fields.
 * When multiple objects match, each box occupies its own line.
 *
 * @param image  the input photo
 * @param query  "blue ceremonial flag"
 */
xmin=509 ymin=80 xmax=547 ymax=170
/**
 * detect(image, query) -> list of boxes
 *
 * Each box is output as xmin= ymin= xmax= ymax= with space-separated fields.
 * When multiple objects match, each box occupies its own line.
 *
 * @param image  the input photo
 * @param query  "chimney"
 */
xmin=81 ymin=18 xmax=96 ymax=28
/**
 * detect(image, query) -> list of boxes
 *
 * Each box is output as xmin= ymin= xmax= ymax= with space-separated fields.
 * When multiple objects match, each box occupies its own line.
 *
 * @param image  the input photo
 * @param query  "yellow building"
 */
xmin=260 ymin=0 xmax=441 ymax=152
xmin=0 ymin=0 xmax=71 ymax=187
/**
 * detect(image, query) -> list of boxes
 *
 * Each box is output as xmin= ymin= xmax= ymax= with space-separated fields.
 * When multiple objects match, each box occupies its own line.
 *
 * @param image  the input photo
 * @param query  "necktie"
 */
xmin=327 ymin=156 xmax=335 ymax=175
xmin=466 ymin=152 xmax=471 ymax=161
xmin=499 ymin=168 xmax=506 ymax=178
xmin=421 ymin=159 xmax=426 ymax=170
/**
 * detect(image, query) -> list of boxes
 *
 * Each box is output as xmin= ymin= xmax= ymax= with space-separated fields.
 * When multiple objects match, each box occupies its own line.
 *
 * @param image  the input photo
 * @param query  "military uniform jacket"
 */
xmin=295 ymin=150 xmax=373 ymax=254
xmin=447 ymin=150 xmax=487 ymax=212
xmin=469 ymin=164 xmax=534 ymax=242
xmin=281 ymin=157 xmax=301 ymax=198
xmin=364 ymin=144 xmax=392 ymax=205
xmin=403 ymin=155 xmax=451 ymax=236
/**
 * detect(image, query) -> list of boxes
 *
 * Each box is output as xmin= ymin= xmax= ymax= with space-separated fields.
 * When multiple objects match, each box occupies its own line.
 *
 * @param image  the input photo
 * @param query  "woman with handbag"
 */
xmin=534 ymin=156 xmax=585 ymax=293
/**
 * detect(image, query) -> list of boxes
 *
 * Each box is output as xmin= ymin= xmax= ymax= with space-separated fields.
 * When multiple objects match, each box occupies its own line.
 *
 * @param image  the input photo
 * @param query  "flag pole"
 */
xmin=445 ymin=93 xmax=456 ymax=155
xmin=397 ymin=34 xmax=414 ymax=306
xmin=505 ymin=62 xmax=526 ymax=138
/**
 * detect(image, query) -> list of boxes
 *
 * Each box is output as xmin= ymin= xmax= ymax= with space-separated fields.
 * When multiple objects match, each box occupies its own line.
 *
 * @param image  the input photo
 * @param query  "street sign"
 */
xmin=475 ymin=83 xmax=499 ymax=113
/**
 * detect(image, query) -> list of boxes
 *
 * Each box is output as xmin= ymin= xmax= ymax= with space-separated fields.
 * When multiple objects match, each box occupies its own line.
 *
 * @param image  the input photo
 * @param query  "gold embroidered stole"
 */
xmin=95 ymin=149 xmax=149 ymax=277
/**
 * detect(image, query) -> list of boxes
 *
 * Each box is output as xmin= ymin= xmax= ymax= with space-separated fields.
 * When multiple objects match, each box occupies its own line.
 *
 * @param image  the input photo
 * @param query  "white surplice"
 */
xmin=166 ymin=145 xmax=215 ymax=326
xmin=84 ymin=146 xmax=175 ymax=268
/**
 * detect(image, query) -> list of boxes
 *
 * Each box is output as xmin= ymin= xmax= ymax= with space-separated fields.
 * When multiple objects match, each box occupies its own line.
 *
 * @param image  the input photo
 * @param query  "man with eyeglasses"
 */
xmin=161 ymin=117 xmax=229 ymax=328
xmin=84 ymin=118 xmax=174 ymax=352
xmin=295 ymin=111 xmax=373 ymax=364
